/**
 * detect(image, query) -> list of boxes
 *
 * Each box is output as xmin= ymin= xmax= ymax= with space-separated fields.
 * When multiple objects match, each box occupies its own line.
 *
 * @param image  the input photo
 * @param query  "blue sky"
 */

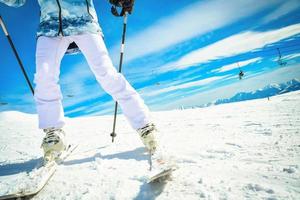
xmin=0 ymin=0 xmax=300 ymax=117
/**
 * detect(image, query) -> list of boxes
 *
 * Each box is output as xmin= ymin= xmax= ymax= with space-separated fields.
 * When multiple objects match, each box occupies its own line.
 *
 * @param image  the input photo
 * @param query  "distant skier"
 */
xmin=1 ymin=0 xmax=168 ymax=171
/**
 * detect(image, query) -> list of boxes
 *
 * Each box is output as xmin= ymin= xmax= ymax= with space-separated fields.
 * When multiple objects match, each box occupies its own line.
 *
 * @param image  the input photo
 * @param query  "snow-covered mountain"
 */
xmin=214 ymin=79 xmax=300 ymax=105
xmin=0 ymin=91 xmax=299 ymax=199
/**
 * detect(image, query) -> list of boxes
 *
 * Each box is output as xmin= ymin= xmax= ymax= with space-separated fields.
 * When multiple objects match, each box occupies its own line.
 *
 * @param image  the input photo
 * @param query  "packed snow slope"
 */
xmin=0 ymin=91 xmax=299 ymax=200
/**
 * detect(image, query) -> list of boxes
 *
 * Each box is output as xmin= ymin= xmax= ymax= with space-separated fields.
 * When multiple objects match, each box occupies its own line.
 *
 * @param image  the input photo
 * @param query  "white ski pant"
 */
xmin=34 ymin=33 xmax=150 ymax=130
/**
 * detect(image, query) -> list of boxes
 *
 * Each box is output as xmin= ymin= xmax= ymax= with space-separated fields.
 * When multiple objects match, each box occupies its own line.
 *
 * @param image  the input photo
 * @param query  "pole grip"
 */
xmin=124 ymin=12 xmax=128 ymax=24
xmin=0 ymin=16 xmax=9 ymax=36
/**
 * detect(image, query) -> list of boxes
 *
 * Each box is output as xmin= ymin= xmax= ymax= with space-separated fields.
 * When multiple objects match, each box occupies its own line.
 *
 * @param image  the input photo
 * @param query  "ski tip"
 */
xmin=147 ymin=168 xmax=174 ymax=183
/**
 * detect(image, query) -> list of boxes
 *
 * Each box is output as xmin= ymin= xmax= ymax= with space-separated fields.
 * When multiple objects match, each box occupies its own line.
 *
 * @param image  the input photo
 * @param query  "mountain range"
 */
xmin=213 ymin=79 xmax=300 ymax=105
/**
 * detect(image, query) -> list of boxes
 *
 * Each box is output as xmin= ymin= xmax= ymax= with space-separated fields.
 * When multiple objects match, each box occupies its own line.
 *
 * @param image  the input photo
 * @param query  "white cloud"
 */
xmin=271 ymin=52 xmax=300 ymax=63
xmin=65 ymin=100 xmax=114 ymax=116
xmin=217 ymin=57 xmax=262 ymax=73
xmin=262 ymin=0 xmax=300 ymax=24
xmin=162 ymin=23 xmax=300 ymax=72
xmin=142 ymin=75 xmax=227 ymax=97
xmin=60 ymin=61 xmax=106 ymax=108
xmin=109 ymin=0 xmax=281 ymax=63
xmin=282 ymin=53 xmax=300 ymax=60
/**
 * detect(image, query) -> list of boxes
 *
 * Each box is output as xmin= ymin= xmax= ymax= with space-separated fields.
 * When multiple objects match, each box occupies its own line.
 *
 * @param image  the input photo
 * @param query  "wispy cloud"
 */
xmin=66 ymin=100 xmax=114 ymax=116
xmin=214 ymin=57 xmax=262 ymax=73
xmin=270 ymin=52 xmax=300 ymax=65
xmin=141 ymin=75 xmax=227 ymax=97
xmin=262 ymin=0 xmax=300 ymax=24
xmin=162 ymin=23 xmax=300 ymax=72
xmin=60 ymin=61 xmax=106 ymax=108
xmin=109 ymin=0 xmax=280 ymax=63
xmin=282 ymin=52 xmax=300 ymax=60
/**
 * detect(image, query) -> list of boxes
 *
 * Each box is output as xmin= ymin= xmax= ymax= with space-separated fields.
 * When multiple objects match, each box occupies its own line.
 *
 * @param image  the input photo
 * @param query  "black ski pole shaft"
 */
xmin=0 ymin=15 xmax=34 ymax=95
xmin=110 ymin=12 xmax=128 ymax=143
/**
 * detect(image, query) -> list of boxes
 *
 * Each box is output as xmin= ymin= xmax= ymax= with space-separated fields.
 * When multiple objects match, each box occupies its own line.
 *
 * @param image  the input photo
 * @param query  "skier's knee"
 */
xmin=34 ymin=75 xmax=62 ymax=102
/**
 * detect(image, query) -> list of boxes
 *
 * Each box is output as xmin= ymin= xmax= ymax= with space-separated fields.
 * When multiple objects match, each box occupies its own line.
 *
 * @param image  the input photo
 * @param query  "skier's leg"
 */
xmin=73 ymin=34 xmax=171 ymax=170
xmin=34 ymin=36 xmax=70 ymax=129
xmin=73 ymin=33 xmax=150 ymax=130
xmin=35 ymin=36 xmax=70 ymax=161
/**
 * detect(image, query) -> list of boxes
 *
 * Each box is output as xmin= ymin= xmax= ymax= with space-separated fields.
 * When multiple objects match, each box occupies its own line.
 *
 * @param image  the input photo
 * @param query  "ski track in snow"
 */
xmin=0 ymin=91 xmax=300 ymax=199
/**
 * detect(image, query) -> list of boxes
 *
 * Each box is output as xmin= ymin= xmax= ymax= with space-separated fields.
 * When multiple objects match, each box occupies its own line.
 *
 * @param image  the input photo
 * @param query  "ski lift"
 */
xmin=277 ymin=48 xmax=287 ymax=66
xmin=239 ymin=70 xmax=244 ymax=80
xmin=237 ymin=62 xmax=244 ymax=80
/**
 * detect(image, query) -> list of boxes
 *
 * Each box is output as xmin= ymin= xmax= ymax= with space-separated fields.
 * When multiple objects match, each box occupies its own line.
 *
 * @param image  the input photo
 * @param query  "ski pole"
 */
xmin=0 ymin=15 xmax=34 ymax=95
xmin=110 ymin=12 xmax=128 ymax=143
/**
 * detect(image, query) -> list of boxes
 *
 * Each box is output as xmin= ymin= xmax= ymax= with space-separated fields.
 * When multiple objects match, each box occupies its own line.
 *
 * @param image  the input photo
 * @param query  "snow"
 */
xmin=0 ymin=91 xmax=300 ymax=200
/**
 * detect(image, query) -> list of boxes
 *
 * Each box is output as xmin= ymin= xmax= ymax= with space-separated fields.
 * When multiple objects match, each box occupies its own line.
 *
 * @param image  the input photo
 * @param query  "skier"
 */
xmin=0 ymin=0 xmax=168 ymax=171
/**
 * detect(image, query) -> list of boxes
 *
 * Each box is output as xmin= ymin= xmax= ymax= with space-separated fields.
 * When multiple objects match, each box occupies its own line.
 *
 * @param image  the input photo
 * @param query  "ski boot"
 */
xmin=137 ymin=123 xmax=170 ymax=171
xmin=41 ymin=128 xmax=67 ymax=163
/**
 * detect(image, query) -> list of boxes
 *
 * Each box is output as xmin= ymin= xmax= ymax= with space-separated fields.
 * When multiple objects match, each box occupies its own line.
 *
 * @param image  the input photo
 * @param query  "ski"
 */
xmin=147 ymin=166 xmax=176 ymax=183
xmin=0 ymin=144 xmax=78 ymax=200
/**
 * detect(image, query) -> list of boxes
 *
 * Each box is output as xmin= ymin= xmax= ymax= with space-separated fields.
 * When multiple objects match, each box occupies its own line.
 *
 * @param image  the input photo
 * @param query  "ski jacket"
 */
xmin=0 ymin=0 xmax=102 ymax=37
